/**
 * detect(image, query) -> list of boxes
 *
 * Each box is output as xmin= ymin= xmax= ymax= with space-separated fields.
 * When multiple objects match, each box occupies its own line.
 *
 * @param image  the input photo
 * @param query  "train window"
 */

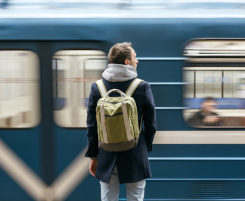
xmin=183 ymin=40 xmax=245 ymax=128
xmin=0 ymin=51 xmax=40 ymax=128
xmin=53 ymin=50 xmax=107 ymax=128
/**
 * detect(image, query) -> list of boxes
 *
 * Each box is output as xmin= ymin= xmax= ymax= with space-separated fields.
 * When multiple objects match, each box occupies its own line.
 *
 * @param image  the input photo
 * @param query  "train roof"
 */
xmin=1 ymin=3 xmax=245 ymax=41
xmin=1 ymin=7 xmax=245 ymax=18
xmin=1 ymin=0 xmax=245 ymax=19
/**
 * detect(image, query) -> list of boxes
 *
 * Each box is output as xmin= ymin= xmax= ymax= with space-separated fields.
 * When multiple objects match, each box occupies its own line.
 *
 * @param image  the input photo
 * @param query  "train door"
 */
xmin=0 ymin=41 xmax=109 ymax=201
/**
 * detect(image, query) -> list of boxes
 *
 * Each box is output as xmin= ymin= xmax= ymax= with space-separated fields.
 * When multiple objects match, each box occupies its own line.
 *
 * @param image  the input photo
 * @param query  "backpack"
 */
xmin=96 ymin=78 xmax=143 ymax=152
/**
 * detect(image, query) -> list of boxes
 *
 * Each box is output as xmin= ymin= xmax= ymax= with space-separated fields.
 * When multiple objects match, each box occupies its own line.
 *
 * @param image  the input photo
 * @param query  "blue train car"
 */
xmin=1 ymin=6 xmax=245 ymax=201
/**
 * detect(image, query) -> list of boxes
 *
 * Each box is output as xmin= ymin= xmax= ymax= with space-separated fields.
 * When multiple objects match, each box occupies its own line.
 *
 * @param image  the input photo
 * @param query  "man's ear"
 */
xmin=124 ymin=59 xmax=129 ymax=65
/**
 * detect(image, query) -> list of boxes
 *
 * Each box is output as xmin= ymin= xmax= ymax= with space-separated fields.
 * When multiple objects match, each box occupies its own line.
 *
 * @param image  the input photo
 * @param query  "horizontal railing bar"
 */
xmin=137 ymin=57 xmax=188 ymax=61
xmin=149 ymin=157 xmax=245 ymax=160
xmin=120 ymin=199 xmax=245 ymax=201
xmin=149 ymin=82 xmax=187 ymax=85
xmin=147 ymin=178 xmax=245 ymax=181
xmin=155 ymin=107 xmax=187 ymax=110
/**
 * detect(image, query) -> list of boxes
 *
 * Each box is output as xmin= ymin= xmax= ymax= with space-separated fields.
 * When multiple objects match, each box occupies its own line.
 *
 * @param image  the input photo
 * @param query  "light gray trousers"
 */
xmin=100 ymin=167 xmax=146 ymax=201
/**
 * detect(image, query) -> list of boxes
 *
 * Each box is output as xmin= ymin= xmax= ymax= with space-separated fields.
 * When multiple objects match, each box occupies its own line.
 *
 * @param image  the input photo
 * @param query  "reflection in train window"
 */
xmin=53 ymin=50 xmax=107 ymax=128
xmin=183 ymin=40 xmax=245 ymax=128
xmin=0 ymin=51 xmax=40 ymax=128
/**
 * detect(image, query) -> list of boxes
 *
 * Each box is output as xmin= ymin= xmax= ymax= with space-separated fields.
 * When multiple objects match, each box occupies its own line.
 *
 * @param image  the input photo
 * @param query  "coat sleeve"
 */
xmin=85 ymin=83 xmax=99 ymax=158
xmin=143 ymin=82 xmax=157 ymax=152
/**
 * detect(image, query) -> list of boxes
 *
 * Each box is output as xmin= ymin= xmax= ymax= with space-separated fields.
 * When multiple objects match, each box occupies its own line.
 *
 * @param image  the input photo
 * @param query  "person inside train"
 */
xmin=187 ymin=97 xmax=222 ymax=127
xmin=85 ymin=42 xmax=157 ymax=201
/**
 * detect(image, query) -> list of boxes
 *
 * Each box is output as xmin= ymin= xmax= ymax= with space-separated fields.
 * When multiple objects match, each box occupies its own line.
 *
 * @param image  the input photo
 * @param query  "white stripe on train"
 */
xmin=154 ymin=131 xmax=245 ymax=144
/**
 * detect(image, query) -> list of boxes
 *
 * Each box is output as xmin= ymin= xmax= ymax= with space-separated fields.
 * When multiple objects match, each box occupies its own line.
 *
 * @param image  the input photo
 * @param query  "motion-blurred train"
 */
xmin=1 ymin=4 xmax=245 ymax=201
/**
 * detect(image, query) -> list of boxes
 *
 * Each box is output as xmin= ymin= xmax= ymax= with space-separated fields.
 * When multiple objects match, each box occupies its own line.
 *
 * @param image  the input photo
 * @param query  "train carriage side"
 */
xmin=0 ymin=17 xmax=245 ymax=201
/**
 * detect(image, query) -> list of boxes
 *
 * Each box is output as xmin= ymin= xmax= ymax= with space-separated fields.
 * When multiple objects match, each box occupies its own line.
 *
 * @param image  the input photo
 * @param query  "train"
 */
xmin=1 ymin=4 xmax=245 ymax=201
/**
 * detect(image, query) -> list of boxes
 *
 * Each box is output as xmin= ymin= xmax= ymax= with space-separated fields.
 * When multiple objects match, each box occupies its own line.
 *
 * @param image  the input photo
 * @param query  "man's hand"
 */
xmin=203 ymin=115 xmax=220 ymax=124
xmin=89 ymin=159 xmax=97 ymax=177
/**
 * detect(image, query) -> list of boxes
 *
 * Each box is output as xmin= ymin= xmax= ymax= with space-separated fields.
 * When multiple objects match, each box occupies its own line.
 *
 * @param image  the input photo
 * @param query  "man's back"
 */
xmin=85 ymin=42 xmax=156 ymax=201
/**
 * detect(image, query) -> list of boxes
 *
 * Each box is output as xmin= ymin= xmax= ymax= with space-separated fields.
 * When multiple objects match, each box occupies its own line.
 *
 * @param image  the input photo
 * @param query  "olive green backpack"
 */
xmin=96 ymin=78 xmax=143 ymax=152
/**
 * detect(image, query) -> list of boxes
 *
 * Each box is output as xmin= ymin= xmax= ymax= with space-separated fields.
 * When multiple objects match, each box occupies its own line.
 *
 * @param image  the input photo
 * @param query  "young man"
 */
xmin=85 ymin=42 xmax=157 ymax=201
xmin=187 ymin=97 xmax=221 ymax=127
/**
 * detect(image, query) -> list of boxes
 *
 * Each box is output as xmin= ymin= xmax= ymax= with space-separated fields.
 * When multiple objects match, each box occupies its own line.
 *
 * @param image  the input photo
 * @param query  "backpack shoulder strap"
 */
xmin=96 ymin=79 xmax=107 ymax=98
xmin=125 ymin=78 xmax=144 ymax=96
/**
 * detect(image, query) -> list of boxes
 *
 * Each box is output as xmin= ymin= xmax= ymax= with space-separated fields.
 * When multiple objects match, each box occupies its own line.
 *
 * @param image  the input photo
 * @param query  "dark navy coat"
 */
xmin=85 ymin=78 xmax=157 ymax=184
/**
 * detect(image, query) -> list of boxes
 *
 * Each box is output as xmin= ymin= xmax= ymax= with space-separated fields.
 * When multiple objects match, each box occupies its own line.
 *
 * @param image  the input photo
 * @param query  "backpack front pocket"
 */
xmin=105 ymin=113 xmax=128 ymax=143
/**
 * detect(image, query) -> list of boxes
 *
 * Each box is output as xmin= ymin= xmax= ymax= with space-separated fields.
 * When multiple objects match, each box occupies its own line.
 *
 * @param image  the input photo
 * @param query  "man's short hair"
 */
xmin=108 ymin=42 xmax=132 ymax=64
xmin=203 ymin=97 xmax=216 ymax=103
